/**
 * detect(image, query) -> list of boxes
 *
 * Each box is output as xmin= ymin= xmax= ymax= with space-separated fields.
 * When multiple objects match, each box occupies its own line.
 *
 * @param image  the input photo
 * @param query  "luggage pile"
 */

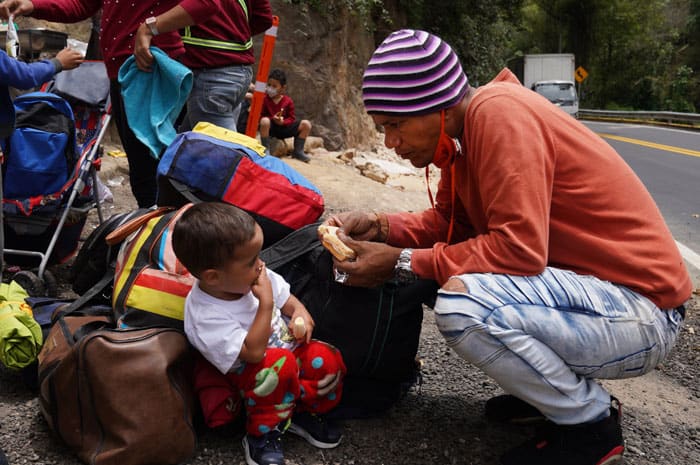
xmin=3 ymin=122 xmax=437 ymax=464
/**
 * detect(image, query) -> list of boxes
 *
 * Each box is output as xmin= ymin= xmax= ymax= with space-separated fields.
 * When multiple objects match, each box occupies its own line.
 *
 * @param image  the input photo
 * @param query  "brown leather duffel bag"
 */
xmin=37 ymin=309 xmax=196 ymax=465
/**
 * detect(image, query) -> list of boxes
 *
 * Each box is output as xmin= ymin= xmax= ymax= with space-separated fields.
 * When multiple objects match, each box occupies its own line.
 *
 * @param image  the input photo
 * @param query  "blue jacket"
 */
xmin=0 ymin=51 xmax=60 ymax=138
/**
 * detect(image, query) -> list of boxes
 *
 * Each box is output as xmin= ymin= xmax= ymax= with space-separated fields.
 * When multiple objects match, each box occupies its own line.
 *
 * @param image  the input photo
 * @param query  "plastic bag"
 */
xmin=5 ymin=15 xmax=20 ymax=58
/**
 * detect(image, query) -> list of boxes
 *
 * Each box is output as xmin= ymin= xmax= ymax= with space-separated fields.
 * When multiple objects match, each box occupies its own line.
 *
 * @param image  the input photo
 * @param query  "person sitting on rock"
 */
xmin=259 ymin=68 xmax=312 ymax=162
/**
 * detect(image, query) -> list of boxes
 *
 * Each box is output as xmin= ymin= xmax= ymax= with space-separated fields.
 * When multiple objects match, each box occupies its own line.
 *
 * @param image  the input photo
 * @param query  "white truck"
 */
xmin=507 ymin=53 xmax=579 ymax=118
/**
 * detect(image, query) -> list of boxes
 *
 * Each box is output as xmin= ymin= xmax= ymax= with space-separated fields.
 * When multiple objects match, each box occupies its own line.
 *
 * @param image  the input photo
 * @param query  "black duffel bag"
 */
xmin=261 ymin=222 xmax=438 ymax=418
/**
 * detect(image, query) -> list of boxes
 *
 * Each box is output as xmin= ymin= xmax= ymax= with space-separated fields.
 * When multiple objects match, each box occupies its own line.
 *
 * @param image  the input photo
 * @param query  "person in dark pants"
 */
xmin=108 ymin=83 xmax=161 ymax=207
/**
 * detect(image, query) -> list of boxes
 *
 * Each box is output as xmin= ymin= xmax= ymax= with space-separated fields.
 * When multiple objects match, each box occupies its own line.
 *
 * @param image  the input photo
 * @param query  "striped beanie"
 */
xmin=362 ymin=29 xmax=469 ymax=116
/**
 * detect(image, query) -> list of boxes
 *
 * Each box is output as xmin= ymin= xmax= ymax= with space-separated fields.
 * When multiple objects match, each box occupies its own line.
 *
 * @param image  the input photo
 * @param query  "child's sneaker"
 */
xmin=288 ymin=411 xmax=343 ymax=448
xmin=499 ymin=401 xmax=625 ymax=465
xmin=242 ymin=431 xmax=285 ymax=465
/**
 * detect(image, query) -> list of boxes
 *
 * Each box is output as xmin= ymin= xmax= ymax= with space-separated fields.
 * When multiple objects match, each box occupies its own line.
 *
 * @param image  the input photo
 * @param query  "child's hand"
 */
xmin=251 ymin=263 xmax=273 ymax=307
xmin=273 ymin=110 xmax=284 ymax=125
xmin=56 ymin=47 xmax=84 ymax=71
xmin=289 ymin=307 xmax=314 ymax=343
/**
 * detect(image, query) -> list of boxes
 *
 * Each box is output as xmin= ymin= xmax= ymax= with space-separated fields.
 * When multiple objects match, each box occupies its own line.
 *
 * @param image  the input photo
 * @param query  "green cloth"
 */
xmin=0 ymin=280 xmax=42 ymax=370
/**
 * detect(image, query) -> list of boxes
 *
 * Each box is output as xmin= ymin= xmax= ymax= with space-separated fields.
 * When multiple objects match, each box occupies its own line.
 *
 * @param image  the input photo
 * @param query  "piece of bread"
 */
xmin=293 ymin=316 xmax=306 ymax=339
xmin=318 ymin=224 xmax=357 ymax=261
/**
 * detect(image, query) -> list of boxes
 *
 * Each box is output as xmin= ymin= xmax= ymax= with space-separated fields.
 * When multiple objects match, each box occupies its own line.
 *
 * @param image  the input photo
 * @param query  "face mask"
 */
xmin=265 ymin=87 xmax=278 ymax=98
xmin=431 ymin=110 xmax=458 ymax=169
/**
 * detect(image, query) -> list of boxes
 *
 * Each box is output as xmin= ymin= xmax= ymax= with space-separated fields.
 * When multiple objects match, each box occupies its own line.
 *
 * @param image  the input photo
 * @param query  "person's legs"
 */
xmin=259 ymin=117 xmax=272 ymax=151
xmin=288 ymin=341 xmax=346 ymax=448
xmin=433 ymin=267 xmax=683 ymax=464
xmin=297 ymin=119 xmax=311 ymax=139
xmin=268 ymin=121 xmax=309 ymax=162
xmin=229 ymin=348 xmax=299 ymax=465
xmin=434 ymin=266 xmax=682 ymax=424
xmin=178 ymin=65 xmax=253 ymax=132
xmin=109 ymin=80 xmax=159 ymax=208
xmin=291 ymin=120 xmax=311 ymax=162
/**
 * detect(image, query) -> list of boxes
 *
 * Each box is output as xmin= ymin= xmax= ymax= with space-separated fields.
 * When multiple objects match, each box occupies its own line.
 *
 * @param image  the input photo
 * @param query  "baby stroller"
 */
xmin=0 ymin=61 xmax=110 ymax=296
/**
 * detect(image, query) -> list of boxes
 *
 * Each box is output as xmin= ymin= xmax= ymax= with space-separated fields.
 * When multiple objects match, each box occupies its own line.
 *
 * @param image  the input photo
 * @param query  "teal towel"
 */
xmin=118 ymin=47 xmax=192 ymax=159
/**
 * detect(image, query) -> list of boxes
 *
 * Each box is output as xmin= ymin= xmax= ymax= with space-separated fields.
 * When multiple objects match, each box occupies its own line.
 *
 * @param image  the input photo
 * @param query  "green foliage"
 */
xmin=397 ymin=0 xmax=525 ymax=84
xmin=507 ymin=0 xmax=700 ymax=111
xmin=283 ymin=0 xmax=699 ymax=111
xmin=282 ymin=0 xmax=392 ymax=31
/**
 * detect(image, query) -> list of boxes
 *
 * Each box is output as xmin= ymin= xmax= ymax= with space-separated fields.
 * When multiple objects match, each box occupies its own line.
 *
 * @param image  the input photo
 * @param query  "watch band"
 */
xmin=393 ymin=248 xmax=417 ymax=284
xmin=145 ymin=16 xmax=159 ymax=36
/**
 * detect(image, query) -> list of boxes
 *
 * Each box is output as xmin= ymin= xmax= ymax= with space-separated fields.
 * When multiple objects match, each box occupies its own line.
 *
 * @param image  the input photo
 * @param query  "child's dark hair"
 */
xmin=172 ymin=202 xmax=258 ymax=278
xmin=268 ymin=68 xmax=287 ymax=86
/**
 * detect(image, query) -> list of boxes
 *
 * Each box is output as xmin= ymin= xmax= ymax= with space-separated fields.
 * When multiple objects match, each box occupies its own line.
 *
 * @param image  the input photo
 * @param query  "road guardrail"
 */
xmin=579 ymin=109 xmax=700 ymax=129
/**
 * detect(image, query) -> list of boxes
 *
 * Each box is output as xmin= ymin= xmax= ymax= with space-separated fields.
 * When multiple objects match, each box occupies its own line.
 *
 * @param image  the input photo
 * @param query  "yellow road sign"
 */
xmin=575 ymin=66 xmax=589 ymax=83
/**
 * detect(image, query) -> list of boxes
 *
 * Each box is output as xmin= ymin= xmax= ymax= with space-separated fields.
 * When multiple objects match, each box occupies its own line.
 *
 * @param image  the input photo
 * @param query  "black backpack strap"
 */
xmin=260 ymin=221 xmax=323 ymax=270
xmin=62 ymin=271 xmax=116 ymax=315
xmin=167 ymin=178 xmax=203 ymax=204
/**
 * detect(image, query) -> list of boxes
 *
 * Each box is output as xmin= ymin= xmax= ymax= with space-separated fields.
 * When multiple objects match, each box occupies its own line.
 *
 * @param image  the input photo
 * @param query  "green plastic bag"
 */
xmin=0 ymin=280 xmax=42 ymax=369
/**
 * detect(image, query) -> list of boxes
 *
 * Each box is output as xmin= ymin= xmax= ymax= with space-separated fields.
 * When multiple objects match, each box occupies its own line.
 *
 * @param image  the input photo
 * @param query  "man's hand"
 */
xmin=0 ymin=0 xmax=34 ymax=19
xmin=133 ymin=23 xmax=155 ymax=72
xmin=332 ymin=235 xmax=402 ymax=288
xmin=323 ymin=211 xmax=386 ymax=242
xmin=55 ymin=47 xmax=83 ymax=71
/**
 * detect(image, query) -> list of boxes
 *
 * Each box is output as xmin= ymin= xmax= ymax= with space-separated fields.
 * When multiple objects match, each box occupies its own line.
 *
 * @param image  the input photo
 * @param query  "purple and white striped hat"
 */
xmin=362 ymin=29 xmax=469 ymax=116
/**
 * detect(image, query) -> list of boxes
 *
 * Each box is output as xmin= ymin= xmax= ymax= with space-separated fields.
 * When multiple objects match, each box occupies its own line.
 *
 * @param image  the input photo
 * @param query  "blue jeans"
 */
xmin=434 ymin=267 xmax=684 ymax=425
xmin=179 ymin=64 xmax=253 ymax=132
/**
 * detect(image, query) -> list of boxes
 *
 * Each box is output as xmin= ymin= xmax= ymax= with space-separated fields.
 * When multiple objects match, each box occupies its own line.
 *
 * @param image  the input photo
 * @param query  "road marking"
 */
xmin=597 ymin=133 xmax=700 ymax=158
xmin=676 ymin=240 xmax=700 ymax=272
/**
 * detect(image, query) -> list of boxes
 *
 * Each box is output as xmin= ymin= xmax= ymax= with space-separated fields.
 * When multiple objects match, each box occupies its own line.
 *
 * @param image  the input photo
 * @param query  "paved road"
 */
xmin=582 ymin=121 xmax=700 ymax=285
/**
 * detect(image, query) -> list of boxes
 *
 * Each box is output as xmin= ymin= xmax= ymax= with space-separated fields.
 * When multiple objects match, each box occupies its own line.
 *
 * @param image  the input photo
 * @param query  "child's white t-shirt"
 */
xmin=184 ymin=268 xmax=299 ymax=374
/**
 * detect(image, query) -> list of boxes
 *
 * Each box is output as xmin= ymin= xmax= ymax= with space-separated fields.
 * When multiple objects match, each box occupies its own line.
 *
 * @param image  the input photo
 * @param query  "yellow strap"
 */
xmin=182 ymin=33 xmax=253 ymax=51
xmin=193 ymin=122 xmax=266 ymax=157
xmin=181 ymin=0 xmax=251 ymax=51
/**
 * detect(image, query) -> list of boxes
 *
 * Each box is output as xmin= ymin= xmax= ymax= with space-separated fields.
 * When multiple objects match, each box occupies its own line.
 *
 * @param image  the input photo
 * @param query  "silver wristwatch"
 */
xmin=393 ymin=248 xmax=417 ymax=284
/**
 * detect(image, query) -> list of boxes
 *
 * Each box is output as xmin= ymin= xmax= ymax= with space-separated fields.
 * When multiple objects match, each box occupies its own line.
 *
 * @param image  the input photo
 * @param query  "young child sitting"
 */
xmin=1 ymin=47 xmax=84 ymax=138
xmin=172 ymin=202 xmax=346 ymax=465
xmin=259 ymin=68 xmax=312 ymax=163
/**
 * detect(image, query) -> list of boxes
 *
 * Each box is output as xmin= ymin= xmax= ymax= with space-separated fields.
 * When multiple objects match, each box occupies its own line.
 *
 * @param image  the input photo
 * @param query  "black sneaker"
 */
xmin=485 ymin=394 xmax=546 ymax=424
xmin=500 ymin=401 xmax=625 ymax=465
xmin=242 ymin=431 xmax=285 ymax=465
xmin=288 ymin=412 xmax=343 ymax=448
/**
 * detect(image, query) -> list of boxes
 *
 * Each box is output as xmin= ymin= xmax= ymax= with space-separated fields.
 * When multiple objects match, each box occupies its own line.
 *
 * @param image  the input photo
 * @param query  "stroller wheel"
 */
xmin=39 ymin=269 xmax=58 ymax=298
xmin=12 ymin=270 xmax=47 ymax=297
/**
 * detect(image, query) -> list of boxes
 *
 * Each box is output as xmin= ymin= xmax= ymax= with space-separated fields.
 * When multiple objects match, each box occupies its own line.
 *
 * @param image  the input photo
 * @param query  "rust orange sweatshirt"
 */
xmin=386 ymin=69 xmax=692 ymax=310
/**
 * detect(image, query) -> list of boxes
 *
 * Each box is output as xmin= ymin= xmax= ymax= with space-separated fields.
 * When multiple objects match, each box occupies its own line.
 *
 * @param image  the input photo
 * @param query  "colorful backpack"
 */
xmin=111 ymin=205 xmax=193 ymax=329
xmin=157 ymin=122 xmax=324 ymax=247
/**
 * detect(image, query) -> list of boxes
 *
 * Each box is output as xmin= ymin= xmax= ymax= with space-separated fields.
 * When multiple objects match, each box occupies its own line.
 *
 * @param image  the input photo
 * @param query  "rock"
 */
xmin=357 ymin=162 xmax=389 ymax=184
xmin=271 ymin=135 xmax=325 ymax=157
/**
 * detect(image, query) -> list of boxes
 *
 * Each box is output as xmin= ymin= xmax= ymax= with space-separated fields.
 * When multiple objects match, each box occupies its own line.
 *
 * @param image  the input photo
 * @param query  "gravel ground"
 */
xmin=1 ymin=149 xmax=698 ymax=465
